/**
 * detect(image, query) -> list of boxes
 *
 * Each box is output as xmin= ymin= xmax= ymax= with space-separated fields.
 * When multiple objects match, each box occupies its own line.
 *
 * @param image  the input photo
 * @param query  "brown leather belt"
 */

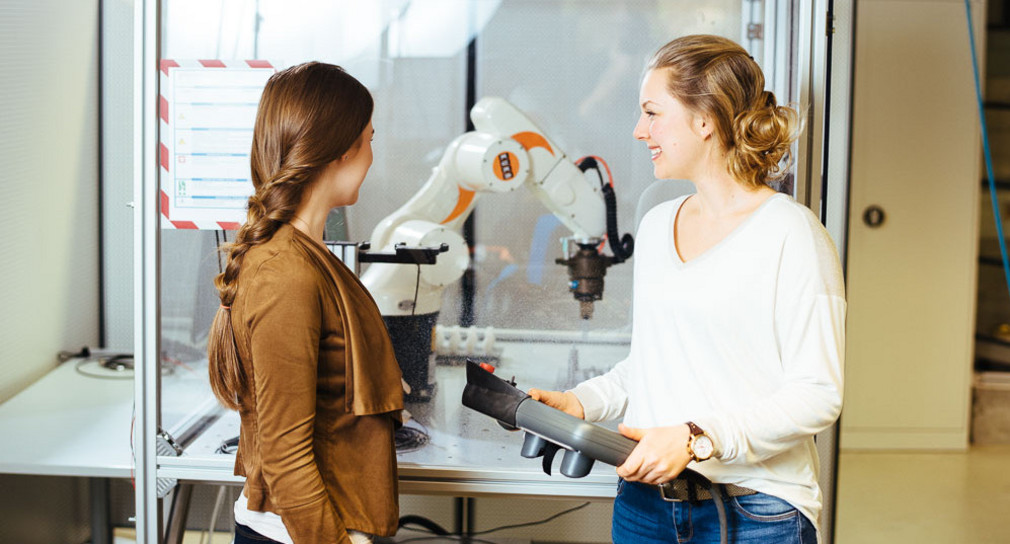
xmin=657 ymin=479 xmax=757 ymax=502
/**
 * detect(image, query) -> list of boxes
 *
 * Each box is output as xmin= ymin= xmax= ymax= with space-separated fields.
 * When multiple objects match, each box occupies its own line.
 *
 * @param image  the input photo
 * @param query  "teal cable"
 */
xmin=966 ymin=0 xmax=1010 ymax=306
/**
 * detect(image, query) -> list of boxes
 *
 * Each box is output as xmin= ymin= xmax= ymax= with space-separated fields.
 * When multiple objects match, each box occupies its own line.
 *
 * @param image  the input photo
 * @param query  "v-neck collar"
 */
xmin=670 ymin=192 xmax=785 ymax=267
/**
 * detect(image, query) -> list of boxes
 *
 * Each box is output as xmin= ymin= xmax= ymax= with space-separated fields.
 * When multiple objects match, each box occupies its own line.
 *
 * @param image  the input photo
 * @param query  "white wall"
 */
xmin=0 ymin=2 xmax=101 ymax=542
xmin=0 ymin=2 xmax=101 ymax=401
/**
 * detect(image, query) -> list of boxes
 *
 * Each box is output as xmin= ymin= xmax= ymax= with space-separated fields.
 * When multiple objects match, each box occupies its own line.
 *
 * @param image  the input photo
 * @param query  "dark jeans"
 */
xmin=234 ymin=523 xmax=284 ymax=544
xmin=612 ymin=479 xmax=818 ymax=543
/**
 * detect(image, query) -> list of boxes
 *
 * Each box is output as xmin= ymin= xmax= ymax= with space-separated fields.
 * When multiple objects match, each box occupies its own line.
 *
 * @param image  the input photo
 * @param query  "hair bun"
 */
xmin=728 ymin=94 xmax=799 ymax=186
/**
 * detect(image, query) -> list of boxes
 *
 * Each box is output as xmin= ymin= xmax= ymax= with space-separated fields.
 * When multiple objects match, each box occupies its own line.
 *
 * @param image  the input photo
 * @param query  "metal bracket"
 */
xmin=155 ymin=428 xmax=183 ymax=498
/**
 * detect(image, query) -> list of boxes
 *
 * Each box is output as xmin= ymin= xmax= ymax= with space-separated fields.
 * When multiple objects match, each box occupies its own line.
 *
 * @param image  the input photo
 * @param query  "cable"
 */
xmin=72 ymin=353 xmax=185 ymax=380
xmin=575 ymin=156 xmax=634 ymax=262
xmin=398 ymin=515 xmax=450 ymax=536
xmin=411 ymin=263 xmax=421 ymax=316
xmin=576 ymin=155 xmax=614 ymax=187
xmin=397 ymin=501 xmax=591 ymax=543
xmin=576 ymin=156 xmax=607 ymax=188
xmin=203 ymin=484 xmax=228 ymax=544
xmin=99 ymin=353 xmax=134 ymax=370
xmin=75 ymin=357 xmax=134 ymax=380
xmin=602 ymin=182 xmax=634 ymax=262
xmin=469 ymin=501 xmax=590 ymax=536
xmin=966 ymin=0 xmax=1010 ymax=308
xmin=216 ymin=436 xmax=239 ymax=455
xmin=575 ymin=156 xmax=610 ymax=251
xmin=58 ymin=346 xmax=91 ymax=362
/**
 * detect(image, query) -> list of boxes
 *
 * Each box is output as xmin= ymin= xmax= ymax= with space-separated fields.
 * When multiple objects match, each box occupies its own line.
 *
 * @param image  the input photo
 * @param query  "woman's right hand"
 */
xmin=527 ymin=388 xmax=586 ymax=420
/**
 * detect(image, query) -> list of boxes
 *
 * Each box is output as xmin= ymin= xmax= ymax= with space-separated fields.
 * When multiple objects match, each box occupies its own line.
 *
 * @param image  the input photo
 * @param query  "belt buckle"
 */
xmin=658 ymin=482 xmax=684 ymax=502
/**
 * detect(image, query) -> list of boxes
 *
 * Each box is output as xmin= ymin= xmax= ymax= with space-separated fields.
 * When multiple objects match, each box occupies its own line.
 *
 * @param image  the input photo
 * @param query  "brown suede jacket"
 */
xmin=230 ymin=224 xmax=404 ymax=544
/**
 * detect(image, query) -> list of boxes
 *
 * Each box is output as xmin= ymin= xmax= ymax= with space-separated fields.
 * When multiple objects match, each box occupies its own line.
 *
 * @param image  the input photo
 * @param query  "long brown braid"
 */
xmin=207 ymin=62 xmax=373 ymax=410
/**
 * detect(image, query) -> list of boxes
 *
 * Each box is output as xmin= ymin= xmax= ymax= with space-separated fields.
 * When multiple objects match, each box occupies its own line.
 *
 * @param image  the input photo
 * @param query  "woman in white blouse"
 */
xmin=530 ymin=34 xmax=845 ymax=544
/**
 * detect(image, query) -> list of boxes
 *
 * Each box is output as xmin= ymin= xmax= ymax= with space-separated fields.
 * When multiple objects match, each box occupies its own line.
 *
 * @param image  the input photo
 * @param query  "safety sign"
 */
xmin=159 ymin=59 xmax=274 ymax=229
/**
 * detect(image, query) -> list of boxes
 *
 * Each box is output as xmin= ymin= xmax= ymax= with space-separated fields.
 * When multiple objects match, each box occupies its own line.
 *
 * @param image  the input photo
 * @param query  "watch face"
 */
xmin=693 ymin=435 xmax=714 ymax=460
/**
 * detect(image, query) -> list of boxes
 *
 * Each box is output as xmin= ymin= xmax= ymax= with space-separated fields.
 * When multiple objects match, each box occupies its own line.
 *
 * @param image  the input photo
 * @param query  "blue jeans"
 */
xmin=234 ymin=523 xmax=283 ymax=543
xmin=612 ymin=479 xmax=817 ymax=543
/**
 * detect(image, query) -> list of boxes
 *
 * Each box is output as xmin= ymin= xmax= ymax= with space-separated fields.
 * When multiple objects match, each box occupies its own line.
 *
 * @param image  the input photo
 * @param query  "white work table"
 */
xmin=0 ymin=355 xmax=220 ymax=478
xmin=161 ymin=337 xmax=632 ymax=499
xmin=0 ymin=358 xmax=135 ymax=478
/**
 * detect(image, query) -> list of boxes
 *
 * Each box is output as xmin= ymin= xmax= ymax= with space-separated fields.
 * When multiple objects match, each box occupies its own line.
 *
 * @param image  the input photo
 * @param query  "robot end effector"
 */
xmin=556 ymin=156 xmax=635 ymax=320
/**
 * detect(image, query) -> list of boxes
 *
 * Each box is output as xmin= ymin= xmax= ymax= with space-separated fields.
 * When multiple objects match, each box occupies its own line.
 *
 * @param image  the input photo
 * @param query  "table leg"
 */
xmin=89 ymin=478 xmax=111 ymax=544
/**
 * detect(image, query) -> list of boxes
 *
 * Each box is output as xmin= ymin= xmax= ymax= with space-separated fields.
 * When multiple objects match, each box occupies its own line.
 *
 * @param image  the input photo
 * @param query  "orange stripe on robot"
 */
xmin=510 ymin=131 xmax=554 ymax=156
xmin=440 ymin=186 xmax=477 ymax=224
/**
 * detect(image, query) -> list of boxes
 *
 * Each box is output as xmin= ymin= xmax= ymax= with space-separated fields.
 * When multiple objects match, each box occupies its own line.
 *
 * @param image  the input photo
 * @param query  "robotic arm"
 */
xmin=360 ymin=97 xmax=632 ymax=322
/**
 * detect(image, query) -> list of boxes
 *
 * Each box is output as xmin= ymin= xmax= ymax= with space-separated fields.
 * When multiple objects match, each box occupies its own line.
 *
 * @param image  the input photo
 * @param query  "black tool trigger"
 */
xmin=541 ymin=442 xmax=561 ymax=476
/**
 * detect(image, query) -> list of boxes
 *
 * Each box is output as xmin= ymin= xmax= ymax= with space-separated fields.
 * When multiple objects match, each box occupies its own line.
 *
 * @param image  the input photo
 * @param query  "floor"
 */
xmin=834 ymin=445 xmax=1010 ymax=543
xmin=113 ymin=529 xmax=231 ymax=544
xmin=112 ymin=446 xmax=1010 ymax=543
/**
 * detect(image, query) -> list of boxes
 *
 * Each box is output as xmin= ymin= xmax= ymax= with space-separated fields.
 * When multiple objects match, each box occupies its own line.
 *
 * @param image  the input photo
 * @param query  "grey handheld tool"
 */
xmin=461 ymin=361 xmax=708 ymax=481
xmin=460 ymin=360 xmax=730 ymax=544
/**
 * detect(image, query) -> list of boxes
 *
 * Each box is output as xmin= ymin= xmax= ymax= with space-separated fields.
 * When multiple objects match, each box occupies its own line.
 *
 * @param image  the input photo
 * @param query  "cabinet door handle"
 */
xmin=863 ymin=205 xmax=886 ymax=228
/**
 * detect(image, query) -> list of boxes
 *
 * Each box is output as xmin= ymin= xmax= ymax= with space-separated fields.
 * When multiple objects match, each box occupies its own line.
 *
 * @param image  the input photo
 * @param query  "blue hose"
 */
xmin=966 ymin=0 xmax=1010 ymax=307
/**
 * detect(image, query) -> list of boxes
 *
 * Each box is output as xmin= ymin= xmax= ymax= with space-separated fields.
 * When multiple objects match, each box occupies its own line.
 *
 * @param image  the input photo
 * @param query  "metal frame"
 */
xmin=823 ymin=0 xmax=855 ymax=256
xmin=793 ymin=1 xmax=856 ymax=542
xmin=134 ymin=0 xmax=161 ymax=541
xmin=795 ymin=0 xmax=820 ymax=208
xmin=820 ymin=1 xmax=855 ymax=542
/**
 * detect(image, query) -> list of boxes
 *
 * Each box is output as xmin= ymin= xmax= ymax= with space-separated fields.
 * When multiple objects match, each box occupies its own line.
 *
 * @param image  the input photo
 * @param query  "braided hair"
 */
xmin=207 ymin=62 xmax=373 ymax=409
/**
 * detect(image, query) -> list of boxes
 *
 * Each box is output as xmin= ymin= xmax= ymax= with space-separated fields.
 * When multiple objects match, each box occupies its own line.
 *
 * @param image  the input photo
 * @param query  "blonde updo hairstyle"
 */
xmin=648 ymin=35 xmax=800 ymax=188
xmin=207 ymin=62 xmax=373 ymax=409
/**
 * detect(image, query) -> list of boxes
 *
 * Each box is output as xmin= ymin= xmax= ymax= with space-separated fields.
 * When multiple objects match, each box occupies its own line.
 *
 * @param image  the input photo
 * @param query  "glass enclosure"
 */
xmin=147 ymin=0 xmax=813 ymax=536
xmin=158 ymin=0 xmax=796 ymax=359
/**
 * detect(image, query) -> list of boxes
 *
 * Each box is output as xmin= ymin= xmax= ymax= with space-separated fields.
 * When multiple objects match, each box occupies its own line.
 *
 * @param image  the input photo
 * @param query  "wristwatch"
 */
xmin=686 ymin=421 xmax=714 ymax=462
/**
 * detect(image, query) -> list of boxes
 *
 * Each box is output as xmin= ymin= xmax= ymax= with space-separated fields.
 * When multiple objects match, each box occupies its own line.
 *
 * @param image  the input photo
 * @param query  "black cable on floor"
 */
xmin=398 ymin=515 xmax=450 ymax=536
xmin=396 ymin=501 xmax=592 ymax=543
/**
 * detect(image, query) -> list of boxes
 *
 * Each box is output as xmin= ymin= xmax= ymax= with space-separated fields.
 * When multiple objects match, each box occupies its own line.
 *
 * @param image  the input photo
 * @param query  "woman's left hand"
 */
xmin=616 ymin=423 xmax=693 ymax=485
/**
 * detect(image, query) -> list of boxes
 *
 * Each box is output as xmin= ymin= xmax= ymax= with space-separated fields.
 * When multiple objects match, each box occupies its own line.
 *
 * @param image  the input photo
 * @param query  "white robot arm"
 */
xmin=360 ymin=97 xmax=629 ymax=321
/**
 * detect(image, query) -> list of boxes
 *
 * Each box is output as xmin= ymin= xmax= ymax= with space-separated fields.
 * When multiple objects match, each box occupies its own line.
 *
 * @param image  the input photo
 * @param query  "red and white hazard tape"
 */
xmin=158 ymin=59 xmax=274 ymax=230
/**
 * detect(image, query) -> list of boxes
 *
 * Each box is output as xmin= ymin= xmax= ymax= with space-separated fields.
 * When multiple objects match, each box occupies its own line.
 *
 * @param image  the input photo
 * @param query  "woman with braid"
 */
xmin=207 ymin=62 xmax=403 ymax=544
xmin=530 ymin=35 xmax=844 ymax=543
